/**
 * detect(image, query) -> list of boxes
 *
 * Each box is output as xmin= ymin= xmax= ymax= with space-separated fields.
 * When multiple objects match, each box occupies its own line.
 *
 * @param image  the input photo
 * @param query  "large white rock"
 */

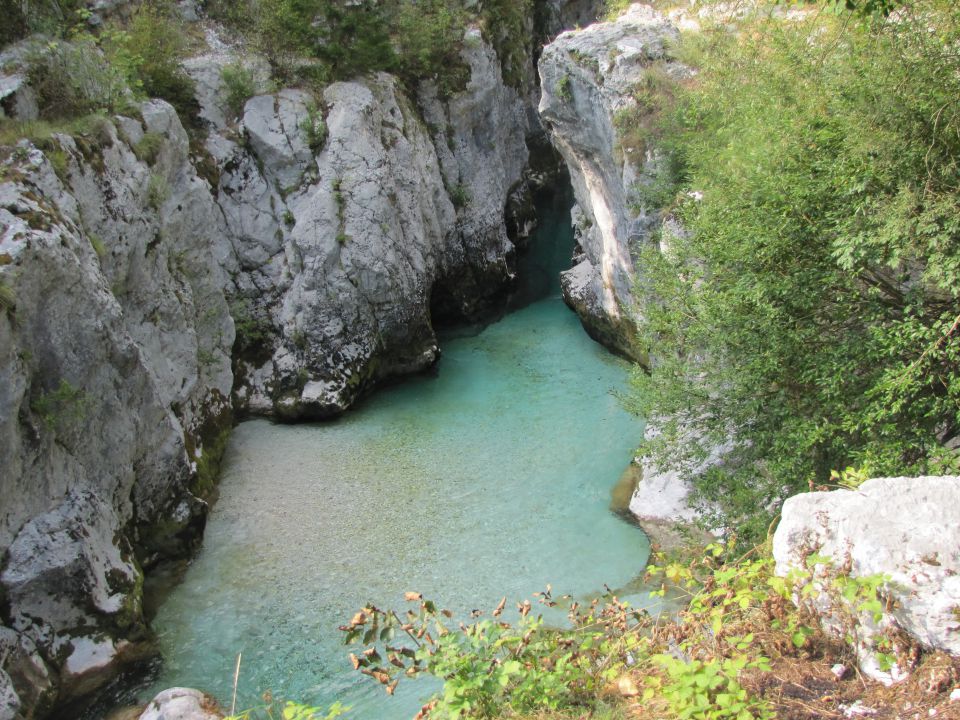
xmin=773 ymin=476 xmax=960 ymax=683
xmin=138 ymin=688 xmax=223 ymax=720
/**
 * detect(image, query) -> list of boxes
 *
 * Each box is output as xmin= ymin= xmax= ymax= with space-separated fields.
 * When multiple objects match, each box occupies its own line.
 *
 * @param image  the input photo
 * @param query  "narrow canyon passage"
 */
xmin=130 ymin=199 xmax=648 ymax=718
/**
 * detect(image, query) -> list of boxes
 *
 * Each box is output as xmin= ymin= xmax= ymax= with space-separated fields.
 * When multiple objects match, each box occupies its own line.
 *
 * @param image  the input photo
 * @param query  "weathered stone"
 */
xmin=0 ymin=627 xmax=55 ymax=717
xmin=243 ymin=90 xmax=315 ymax=191
xmin=773 ymin=476 xmax=960 ymax=684
xmin=0 ymin=73 xmax=38 ymax=121
xmin=0 ymin=670 xmax=20 ymax=720
xmin=538 ymin=3 xmax=686 ymax=360
xmin=0 ymin=17 xmax=538 ymax=719
xmin=219 ymin=30 xmax=530 ymax=419
xmin=138 ymin=688 xmax=223 ymax=720
xmin=0 ymin=101 xmax=233 ymax=715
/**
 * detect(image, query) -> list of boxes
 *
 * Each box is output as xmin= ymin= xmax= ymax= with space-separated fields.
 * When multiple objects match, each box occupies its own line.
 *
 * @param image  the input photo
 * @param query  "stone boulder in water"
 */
xmin=772 ymin=476 xmax=960 ymax=684
xmin=138 ymin=688 xmax=223 ymax=720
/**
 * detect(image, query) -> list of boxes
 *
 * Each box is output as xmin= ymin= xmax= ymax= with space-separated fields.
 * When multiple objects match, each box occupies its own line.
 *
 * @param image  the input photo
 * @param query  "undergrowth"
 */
xmin=340 ymin=540 xmax=924 ymax=720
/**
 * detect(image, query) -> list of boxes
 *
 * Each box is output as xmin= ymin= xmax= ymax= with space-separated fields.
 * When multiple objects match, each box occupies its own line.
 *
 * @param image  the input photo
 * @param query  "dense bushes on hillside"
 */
xmin=206 ymin=0 xmax=533 ymax=92
xmin=629 ymin=0 xmax=960 ymax=542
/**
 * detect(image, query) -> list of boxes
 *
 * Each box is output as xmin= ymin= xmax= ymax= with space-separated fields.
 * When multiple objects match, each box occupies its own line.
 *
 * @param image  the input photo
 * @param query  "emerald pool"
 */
xmin=136 ymin=205 xmax=649 ymax=719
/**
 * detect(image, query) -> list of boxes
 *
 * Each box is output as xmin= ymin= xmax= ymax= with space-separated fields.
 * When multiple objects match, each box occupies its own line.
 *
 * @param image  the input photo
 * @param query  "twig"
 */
xmin=231 ymin=652 xmax=242 ymax=717
xmin=390 ymin=610 xmax=422 ymax=648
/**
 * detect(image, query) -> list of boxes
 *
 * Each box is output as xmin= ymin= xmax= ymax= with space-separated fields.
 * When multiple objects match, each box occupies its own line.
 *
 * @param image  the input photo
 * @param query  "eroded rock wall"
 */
xmin=0 ymin=100 xmax=234 ymax=715
xmin=537 ymin=3 xmax=686 ymax=360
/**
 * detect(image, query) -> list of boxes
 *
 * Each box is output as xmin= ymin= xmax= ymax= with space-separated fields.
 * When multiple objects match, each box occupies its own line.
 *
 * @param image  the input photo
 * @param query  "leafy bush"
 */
xmin=344 ymin=541 xmax=900 ymax=719
xmin=478 ymin=0 xmax=533 ymax=88
xmin=31 ymin=379 xmax=91 ymax=430
xmin=393 ymin=0 xmax=469 ymax=95
xmin=221 ymin=62 xmax=258 ymax=118
xmin=0 ymin=0 xmax=85 ymax=45
xmin=133 ymin=131 xmax=165 ymax=164
xmin=301 ymin=103 xmax=327 ymax=153
xmin=147 ymin=172 xmax=170 ymax=209
xmin=0 ymin=278 xmax=15 ymax=316
xmin=27 ymin=37 xmax=130 ymax=119
xmin=629 ymin=0 xmax=960 ymax=543
xmin=102 ymin=1 xmax=198 ymax=119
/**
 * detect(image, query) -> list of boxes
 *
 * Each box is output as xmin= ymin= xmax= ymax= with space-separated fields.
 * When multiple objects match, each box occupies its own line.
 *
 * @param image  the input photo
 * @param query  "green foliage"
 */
xmin=341 ymin=539 xmax=904 ymax=719
xmin=0 ymin=0 xmax=85 ymax=45
xmin=478 ymin=0 xmax=533 ymax=88
xmin=301 ymin=104 xmax=328 ymax=153
xmin=449 ymin=183 xmax=470 ymax=209
xmin=133 ymin=131 xmax=165 ymax=164
xmin=47 ymin=146 xmax=69 ymax=180
xmin=601 ymin=0 xmax=633 ymax=21
xmin=88 ymin=232 xmax=106 ymax=258
xmin=555 ymin=74 xmax=572 ymax=102
xmin=393 ymin=0 xmax=469 ymax=95
xmin=31 ymin=379 xmax=91 ymax=430
xmin=256 ymin=0 xmax=396 ymax=81
xmin=830 ymin=466 xmax=870 ymax=490
xmin=221 ymin=63 xmax=258 ymax=119
xmin=208 ymin=0 xmax=540 ymax=94
xmin=147 ymin=172 xmax=170 ymax=209
xmin=344 ymin=588 xmax=649 ymax=719
xmin=27 ymin=37 xmax=130 ymax=120
xmin=101 ymin=1 xmax=198 ymax=119
xmin=629 ymin=0 xmax=960 ymax=543
xmin=230 ymin=296 xmax=274 ymax=357
xmin=225 ymin=700 xmax=347 ymax=720
xmin=648 ymin=655 xmax=772 ymax=720
xmin=0 ymin=278 xmax=15 ymax=316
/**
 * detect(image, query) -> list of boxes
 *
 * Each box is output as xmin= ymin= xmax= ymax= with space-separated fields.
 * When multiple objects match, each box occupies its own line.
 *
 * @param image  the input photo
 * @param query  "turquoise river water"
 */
xmin=134 ymin=206 xmax=649 ymax=719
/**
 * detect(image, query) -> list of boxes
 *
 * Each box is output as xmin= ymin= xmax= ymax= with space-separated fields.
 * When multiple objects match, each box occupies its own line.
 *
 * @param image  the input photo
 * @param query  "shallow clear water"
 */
xmin=140 ymin=206 xmax=648 ymax=719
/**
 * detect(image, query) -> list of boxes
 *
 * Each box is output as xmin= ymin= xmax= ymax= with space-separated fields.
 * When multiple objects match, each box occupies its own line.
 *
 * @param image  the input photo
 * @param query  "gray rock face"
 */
xmin=773 ymin=476 xmax=960 ymax=684
xmin=213 ymin=33 xmax=530 ymax=419
xmin=538 ymin=3 xmax=685 ymax=359
xmin=1 ymin=100 xmax=233 ymax=715
xmin=138 ymin=688 xmax=223 ymax=720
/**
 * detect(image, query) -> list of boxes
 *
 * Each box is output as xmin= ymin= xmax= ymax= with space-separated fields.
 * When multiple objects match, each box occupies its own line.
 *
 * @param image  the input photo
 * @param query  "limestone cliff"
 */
xmin=537 ymin=3 xmax=686 ymax=360
xmin=0 ymin=100 xmax=234 ymax=717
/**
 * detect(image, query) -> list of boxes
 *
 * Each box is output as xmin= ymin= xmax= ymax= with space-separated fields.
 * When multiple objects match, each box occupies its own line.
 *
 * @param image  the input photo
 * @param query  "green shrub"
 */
xmin=0 ymin=278 xmax=15 ymax=316
xmin=629 ymin=0 xmax=960 ymax=543
xmin=27 ymin=37 xmax=129 ymax=120
xmin=344 ymin=541 xmax=898 ymax=719
xmin=0 ymin=0 xmax=86 ymax=45
xmin=31 ymin=379 xmax=90 ymax=430
xmin=101 ymin=1 xmax=197 ymax=119
xmin=221 ymin=62 xmax=257 ymax=118
xmin=393 ymin=0 xmax=469 ymax=95
xmin=449 ymin=183 xmax=470 ymax=209
xmin=133 ymin=131 xmax=165 ymax=164
xmin=301 ymin=103 xmax=327 ymax=153
xmin=147 ymin=172 xmax=170 ymax=209
xmin=88 ymin=233 xmax=106 ymax=258
xmin=479 ymin=0 xmax=533 ymax=88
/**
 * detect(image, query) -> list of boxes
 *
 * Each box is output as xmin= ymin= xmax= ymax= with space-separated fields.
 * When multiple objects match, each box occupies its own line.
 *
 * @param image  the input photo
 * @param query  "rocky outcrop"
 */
xmin=186 ymin=28 xmax=531 ymax=419
xmin=773 ymin=476 xmax=960 ymax=684
xmin=538 ymin=3 xmax=686 ymax=360
xmin=0 ymin=98 xmax=235 ymax=715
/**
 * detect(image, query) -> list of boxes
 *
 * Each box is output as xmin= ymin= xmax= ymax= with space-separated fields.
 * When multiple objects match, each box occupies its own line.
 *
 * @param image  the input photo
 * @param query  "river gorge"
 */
xmin=118 ymin=199 xmax=650 ymax=719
